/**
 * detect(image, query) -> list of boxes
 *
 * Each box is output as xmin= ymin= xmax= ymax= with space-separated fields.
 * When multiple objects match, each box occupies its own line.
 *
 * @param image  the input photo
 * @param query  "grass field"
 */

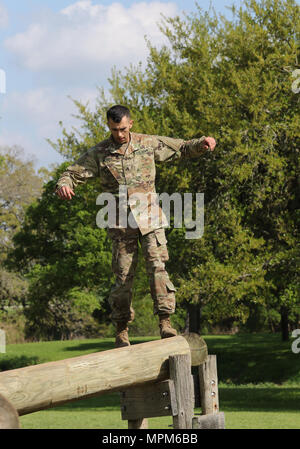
xmin=1 ymin=334 xmax=299 ymax=429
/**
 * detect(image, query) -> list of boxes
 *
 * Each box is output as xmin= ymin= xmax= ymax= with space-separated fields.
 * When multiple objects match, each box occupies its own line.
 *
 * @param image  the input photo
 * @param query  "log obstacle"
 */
xmin=121 ymin=353 xmax=195 ymax=429
xmin=120 ymin=353 xmax=225 ymax=429
xmin=0 ymin=333 xmax=224 ymax=429
xmin=0 ymin=334 xmax=206 ymax=417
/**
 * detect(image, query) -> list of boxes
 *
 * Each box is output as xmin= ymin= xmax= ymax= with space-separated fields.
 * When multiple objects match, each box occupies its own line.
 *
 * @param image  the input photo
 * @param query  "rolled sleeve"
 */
xmin=56 ymin=149 xmax=99 ymax=191
xmin=153 ymin=135 xmax=208 ymax=162
xmin=180 ymin=136 xmax=208 ymax=159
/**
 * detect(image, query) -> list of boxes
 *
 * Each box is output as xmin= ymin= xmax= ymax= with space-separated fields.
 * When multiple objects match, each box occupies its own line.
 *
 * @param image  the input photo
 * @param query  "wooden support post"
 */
xmin=128 ymin=418 xmax=148 ymax=429
xmin=194 ymin=354 xmax=225 ymax=429
xmin=120 ymin=379 xmax=178 ymax=429
xmin=169 ymin=353 xmax=194 ymax=429
xmin=192 ymin=412 xmax=225 ymax=429
xmin=121 ymin=352 xmax=223 ymax=430
xmin=198 ymin=355 xmax=219 ymax=415
xmin=121 ymin=353 xmax=195 ymax=429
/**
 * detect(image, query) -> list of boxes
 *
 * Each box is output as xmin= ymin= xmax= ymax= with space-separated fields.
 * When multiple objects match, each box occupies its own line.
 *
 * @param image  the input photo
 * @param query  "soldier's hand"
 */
xmin=202 ymin=137 xmax=216 ymax=151
xmin=56 ymin=185 xmax=75 ymax=200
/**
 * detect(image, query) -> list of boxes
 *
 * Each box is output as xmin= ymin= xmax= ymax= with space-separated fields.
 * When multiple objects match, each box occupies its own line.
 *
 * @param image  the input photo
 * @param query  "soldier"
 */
xmin=56 ymin=105 xmax=216 ymax=347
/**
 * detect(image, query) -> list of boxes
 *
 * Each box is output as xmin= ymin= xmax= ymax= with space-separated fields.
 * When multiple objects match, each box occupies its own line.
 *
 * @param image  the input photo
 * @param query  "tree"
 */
xmin=0 ymin=146 xmax=43 ymax=261
xmin=0 ymin=146 xmax=43 ymax=311
xmin=10 ymin=164 xmax=113 ymax=340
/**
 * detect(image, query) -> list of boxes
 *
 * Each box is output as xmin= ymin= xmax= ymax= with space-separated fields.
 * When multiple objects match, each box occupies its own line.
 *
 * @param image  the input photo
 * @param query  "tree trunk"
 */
xmin=280 ymin=306 xmax=289 ymax=341
xmin=187 ymin=302 xmax=202 ymax=334
xmin=186 ymin=300 xmax=203 ymax=407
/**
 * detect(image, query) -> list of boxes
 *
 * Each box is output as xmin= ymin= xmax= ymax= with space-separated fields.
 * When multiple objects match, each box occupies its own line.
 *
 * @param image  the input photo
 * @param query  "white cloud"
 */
xmin=3 ymin=86 xmax=97 ymax=128
xmin=0 ymin=130 xmax=34 ymax=153
xmin=0 ymin=3 xmax=8 ymax=28
xmin=0 ymin=86 xmax=98 ymax=167
xmin=4 ymin=1 xmax=178 ymax=77
xmin=1 ymin=1 xmax=179 ymax=168
xmin=0 ymin=127 xmax=64 ymax=169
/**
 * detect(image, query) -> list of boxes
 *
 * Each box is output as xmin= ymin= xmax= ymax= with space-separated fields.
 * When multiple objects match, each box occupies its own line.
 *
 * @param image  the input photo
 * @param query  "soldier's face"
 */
xmin=108 ymin=116 xmax=133 ymax=145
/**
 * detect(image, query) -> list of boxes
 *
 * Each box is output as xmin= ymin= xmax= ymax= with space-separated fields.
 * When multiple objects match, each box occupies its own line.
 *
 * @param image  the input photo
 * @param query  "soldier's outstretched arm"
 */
xmin=55 ymin=148 xmax=99 ymax=200
xmin=56 ymin=185 xmax=75 ymax=200
xmin=153 ymin=135 xmax=216 ymax=163
xmin=181 ymin=136 xmax=216 ymax=157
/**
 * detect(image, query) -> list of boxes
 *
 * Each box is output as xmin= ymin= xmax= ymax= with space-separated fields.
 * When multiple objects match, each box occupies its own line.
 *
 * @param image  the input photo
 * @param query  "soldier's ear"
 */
xmin=129 ymin=119 xmax=134 ymax=129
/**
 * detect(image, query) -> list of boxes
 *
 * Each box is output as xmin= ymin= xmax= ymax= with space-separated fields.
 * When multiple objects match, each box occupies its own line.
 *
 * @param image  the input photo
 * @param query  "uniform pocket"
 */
xmin=111 ymin=239 xmax=119 ymax=268
xmin=166 ymin=279 xmax=177 ymax=292
xmin=154 ymin=228 xmax=168 ymax=246
xmin=154 ymin=228 xmax=169 ymax=262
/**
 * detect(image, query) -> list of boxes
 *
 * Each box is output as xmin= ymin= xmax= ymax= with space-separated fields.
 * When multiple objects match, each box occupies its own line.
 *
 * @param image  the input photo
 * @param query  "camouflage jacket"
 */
xmin=56 ymin=133 xmax=208 ymax=235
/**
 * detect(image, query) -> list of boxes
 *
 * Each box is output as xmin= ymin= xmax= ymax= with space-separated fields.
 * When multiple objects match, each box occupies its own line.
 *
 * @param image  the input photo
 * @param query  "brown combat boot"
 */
xmin=159 ymin=314 xmax=177 ymax=339
xmin=115 ymin=321 xmax=130 ymax=348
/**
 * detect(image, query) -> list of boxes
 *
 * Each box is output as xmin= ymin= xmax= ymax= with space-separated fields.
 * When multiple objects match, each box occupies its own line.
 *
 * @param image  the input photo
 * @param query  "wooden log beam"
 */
xmin=0 ymin=334 xmax=207 ymax=417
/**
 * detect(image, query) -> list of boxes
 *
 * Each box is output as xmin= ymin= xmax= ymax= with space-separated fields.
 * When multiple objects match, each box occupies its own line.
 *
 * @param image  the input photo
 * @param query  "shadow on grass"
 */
xmin=45 ymin=393 xmax=121 ymax=412
xmin=204 ymin=334 xmax=300 ymax=384
xmin=65 ymin=341 xmax=114 ymax=352
xmin=45 ymin=385 xmax=300 ymax=415
xmin=65 ymin=337 xmax=156 ymax=352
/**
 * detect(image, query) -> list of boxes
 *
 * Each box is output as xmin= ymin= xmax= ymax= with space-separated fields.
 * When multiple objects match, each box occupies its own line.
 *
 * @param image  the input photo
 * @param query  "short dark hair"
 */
xmin=106 ymin=105 xmax=131 ymax=123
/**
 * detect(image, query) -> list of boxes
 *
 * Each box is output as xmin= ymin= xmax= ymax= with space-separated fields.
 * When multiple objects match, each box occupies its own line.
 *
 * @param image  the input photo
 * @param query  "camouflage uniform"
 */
xmin=56 ymin=132 xmax=208 ymax=323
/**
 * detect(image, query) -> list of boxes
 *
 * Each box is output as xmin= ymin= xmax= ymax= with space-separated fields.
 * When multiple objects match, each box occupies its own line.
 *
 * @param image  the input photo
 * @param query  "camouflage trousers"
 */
xmin=107 ymin=227 xmax=176 ymax=324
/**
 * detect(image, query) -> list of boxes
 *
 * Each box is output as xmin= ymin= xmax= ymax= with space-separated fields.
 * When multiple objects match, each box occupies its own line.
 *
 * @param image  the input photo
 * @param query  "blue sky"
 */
xmin=0 ymin=0 xmax=241 ymax=169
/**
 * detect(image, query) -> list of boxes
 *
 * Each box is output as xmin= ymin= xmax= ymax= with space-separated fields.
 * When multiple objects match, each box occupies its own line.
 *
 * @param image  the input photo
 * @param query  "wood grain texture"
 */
xmin=0 ymin=336 xmax=191 ymax=416
xmin=0 ymin=393 xmax=20 ymax=429
xmin=169 ymin=354 xmax=194 ymax=429
xmin=120 ymin=380 xmax=176 ymax=420
xmin=128 ymin=418 xmax=148 ymax=429
xmin=198 ymin=355 xmax=219 ymax=415
xmin=182 ymin=333 xmax=208 ymax=366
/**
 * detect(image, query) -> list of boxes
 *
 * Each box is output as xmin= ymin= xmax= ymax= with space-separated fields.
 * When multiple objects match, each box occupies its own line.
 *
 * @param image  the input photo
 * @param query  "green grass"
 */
xmin=1 ymin=333 xmax=299 ymax=429
xmin=203 ymin=334 xmax=300 ymax=385
xmin=1 ymin=336 xmax=155 ymax=365
xmin=18 ymin=385 xmax=300 ymax=430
